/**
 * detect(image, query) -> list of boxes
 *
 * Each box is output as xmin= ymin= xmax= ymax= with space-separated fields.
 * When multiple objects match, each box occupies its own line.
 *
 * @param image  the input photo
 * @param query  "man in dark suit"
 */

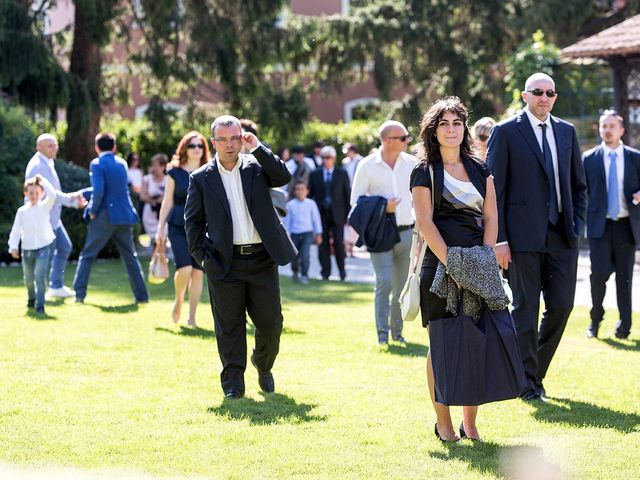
xmin=73 ymin=133 xmax=149 ymax=304
xmin=583 ymin=110 xmax=640 ymax=340
xmin=487 ymin=72 xmax=587 ymax=401
xmin=308 ymin=146 xmax=351 ymax=280
xmin=184 ymin=115 xmax=296 ymax=399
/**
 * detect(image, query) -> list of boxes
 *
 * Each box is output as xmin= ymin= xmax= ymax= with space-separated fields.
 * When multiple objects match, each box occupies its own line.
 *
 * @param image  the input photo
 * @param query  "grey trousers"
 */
xmin=369 ymin=228 xmax=412 ymax=342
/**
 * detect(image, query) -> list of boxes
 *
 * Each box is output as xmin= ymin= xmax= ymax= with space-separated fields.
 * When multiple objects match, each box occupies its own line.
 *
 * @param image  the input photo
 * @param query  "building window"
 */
xmin=344 ymin=97 xmax=380 ymax=122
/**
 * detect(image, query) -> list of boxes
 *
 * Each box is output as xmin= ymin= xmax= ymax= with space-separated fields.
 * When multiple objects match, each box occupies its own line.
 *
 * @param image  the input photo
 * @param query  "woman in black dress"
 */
xmin=410 ymin=97 xmax=499 ymax=442
xmin=156 ymin=131 xmax=210 ymax=326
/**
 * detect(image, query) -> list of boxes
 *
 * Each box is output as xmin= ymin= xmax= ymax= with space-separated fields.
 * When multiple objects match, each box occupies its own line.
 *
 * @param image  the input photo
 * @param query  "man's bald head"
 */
xmin=36 ymin=133 xmax=58 ymax=160
xmin=378 ymin=120 xmax=408 ymax=139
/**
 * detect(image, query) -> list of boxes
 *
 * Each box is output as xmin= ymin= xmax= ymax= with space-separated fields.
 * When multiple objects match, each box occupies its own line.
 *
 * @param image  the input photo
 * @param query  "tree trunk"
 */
xmin=64 ymin=3 xmax=103 ymax=168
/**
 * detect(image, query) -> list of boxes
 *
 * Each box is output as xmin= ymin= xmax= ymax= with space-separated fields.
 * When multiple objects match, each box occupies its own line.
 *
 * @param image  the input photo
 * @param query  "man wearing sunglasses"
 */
xmin=184 ymin=115 xmax=296 ymax=399
xmin=351 ymin=120 xmax=417 ymax=347
xmin=487 ymin=72 xmax=587 ymax=402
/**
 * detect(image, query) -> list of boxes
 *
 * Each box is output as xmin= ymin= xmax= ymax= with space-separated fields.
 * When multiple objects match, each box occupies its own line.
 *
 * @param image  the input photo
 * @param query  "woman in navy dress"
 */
xmin=410 ymin=97 xmax=499 ymax=442
xmin=156 ymin=131 xmax=210 ymax=326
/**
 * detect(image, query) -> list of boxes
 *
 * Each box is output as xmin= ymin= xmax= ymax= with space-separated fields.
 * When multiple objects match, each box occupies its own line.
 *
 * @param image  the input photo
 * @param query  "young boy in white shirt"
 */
xmin=8 ymin=175 xmax=57 ymax=314
xmin=284 ymin=181 xmax=322 ymax=284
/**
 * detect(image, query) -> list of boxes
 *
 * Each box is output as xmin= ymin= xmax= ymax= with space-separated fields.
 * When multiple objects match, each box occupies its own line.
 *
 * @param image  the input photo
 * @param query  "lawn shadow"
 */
xmin=530 ymin=397 xmax=640 ymax=433
xmin=281 ymin=279 xmax=372 ymax=305
xmin=207 ymin=392 xmax=326 ymax=425
xmin=601 ymin=338 xmax=640 ymax=352
xmin=388 ymin=341 xmax=428 ymax=357
xmin=25 ymin=310 xmax=57 ymax=321
xmin=429 ymin=439 xmax=505 ymax=478
xmin=87 ymin=302 xmax=139 ymax=313
xmin=155 ymin=326 xmax=216 ymax=339
xmin=282 ymin=326 xmax=305 ymax=335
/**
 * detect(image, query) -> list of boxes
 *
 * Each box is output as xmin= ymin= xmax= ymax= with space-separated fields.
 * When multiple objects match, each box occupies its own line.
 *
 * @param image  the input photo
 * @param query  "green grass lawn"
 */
xmin=0 ymin=260 xmax=639 ymax=479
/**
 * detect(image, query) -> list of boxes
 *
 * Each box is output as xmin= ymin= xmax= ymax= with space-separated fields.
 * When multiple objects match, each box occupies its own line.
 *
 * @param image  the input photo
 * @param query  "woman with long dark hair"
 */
xmin=410 ymin=97 xmax=499 ymax=442
xmin=156 ymin=131 xmax=210 ymax=326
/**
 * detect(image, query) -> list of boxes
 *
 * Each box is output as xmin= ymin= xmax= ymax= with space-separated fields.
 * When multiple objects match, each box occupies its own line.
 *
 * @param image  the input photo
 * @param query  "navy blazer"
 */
xmin=487 ymin=110 xmax=587 ymax=251
xmin=86 ymin=153 xmax=138 ymax=225
xmin=184 ymin=145 xmax=297 ymax=280
xmin=582 ymin=145 xmax=640 ymax=245
xmin=348 ymin=195 xmax=400 ymax=252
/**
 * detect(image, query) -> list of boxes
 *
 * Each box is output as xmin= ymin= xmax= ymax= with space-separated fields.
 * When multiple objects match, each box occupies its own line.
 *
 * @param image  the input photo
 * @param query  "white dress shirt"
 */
xmin=217 ymin=154 xmax=262 ymax=245
xmin=602 ymin=141 xmax=628 ymax=218
xmin=8 ymin=178 xmax=57 ymax=251
xmin=350 ymin=149 xmax=418 ymax=227
xmin=524 ymin=105 xmax=562 ymax=212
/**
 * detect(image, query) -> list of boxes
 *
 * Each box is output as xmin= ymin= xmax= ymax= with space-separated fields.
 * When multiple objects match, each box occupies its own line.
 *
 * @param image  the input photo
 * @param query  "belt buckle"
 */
xmin=240 ymin=245 xmax=251 ymax=255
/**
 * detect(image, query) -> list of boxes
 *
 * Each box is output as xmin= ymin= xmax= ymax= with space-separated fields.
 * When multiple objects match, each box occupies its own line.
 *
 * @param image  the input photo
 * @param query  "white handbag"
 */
xmin=399 ymin=165 xmax=434 ymax=322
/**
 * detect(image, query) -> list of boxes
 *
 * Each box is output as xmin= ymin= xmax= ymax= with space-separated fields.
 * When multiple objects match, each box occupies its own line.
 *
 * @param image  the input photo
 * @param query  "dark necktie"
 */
xmin=323 ymin=171 xmax=332 ymax=209
xmin=539 ymin=123 xmax=559 ymax=225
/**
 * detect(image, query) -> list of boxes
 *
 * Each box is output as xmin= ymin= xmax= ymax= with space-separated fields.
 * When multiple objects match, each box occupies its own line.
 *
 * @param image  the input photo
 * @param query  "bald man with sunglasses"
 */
xmin=487 ymin=72 xmax=587 ymax=402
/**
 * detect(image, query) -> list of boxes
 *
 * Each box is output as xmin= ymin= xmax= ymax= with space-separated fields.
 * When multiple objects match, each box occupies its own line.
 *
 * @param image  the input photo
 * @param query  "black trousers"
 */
xmin=589 ymin=218 xmax=636 ymax=337
xmin=319 ymin=208 xmax=346 ymax=279
xmin=206 ymin=250 xmax=283 ymax=394
xmin=507 ymin=220 xmax=578 ymax=391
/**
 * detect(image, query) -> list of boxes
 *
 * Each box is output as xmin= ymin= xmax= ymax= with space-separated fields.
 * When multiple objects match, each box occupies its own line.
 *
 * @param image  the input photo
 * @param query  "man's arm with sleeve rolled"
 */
xmin=350 ymin=160 xmax=369 ymax=208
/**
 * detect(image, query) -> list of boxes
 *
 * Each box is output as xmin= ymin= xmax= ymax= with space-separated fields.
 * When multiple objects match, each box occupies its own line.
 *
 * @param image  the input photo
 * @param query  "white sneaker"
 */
xmin=46 ymin=286 xmax=76 ymax=299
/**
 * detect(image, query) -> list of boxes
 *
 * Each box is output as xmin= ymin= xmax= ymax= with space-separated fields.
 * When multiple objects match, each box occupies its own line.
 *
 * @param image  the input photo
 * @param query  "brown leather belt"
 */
xmin=233 ymin=243 xmax=265 ymax=255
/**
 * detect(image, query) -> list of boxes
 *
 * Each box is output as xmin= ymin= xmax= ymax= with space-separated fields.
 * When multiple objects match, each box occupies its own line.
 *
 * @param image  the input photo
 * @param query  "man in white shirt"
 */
xmin=351 ymin=120 xmax=417 ymax=347
xmin=583 ymin=110 xmax=640 ymax=340
xmin=25 ymin=133 xmax=86 ymax=299
xmin=184 ymin=115 xmax=296 ymax=399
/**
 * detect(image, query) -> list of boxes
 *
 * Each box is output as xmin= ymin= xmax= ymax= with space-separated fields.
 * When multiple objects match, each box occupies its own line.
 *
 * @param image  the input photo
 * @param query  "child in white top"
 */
xmin=8 ymin=175 xmax=57 ymax=314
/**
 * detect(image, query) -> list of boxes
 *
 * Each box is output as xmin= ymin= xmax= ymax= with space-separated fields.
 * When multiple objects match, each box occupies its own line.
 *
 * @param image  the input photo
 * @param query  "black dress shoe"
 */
xmin=224 ymin=390 xmax=243 ymax=399
xmin=251 ymin=354 xmax=275 ymax=393
xmin=519 ymin=389 xmax=540 ymax=402
xmin=536 ymin=385 xmax=549 ymax=402
xmin=614 ymin=331 xmax=629 ymax=340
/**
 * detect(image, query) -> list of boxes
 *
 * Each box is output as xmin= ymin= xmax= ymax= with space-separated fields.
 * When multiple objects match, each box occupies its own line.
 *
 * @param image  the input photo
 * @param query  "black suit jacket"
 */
xmin=184 ymin=145 xmax=297 ymax=280
xmin=582 ymin=145 xmax=640 ymax=245
xmin=308 ymin=167 xmax=351 ymax=226
xmin=487 ymin=110 xmax=587 ymax=251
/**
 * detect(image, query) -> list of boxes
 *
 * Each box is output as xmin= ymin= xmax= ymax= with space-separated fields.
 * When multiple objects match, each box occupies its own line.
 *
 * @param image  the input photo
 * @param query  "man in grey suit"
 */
xmin=25 ymin=133 xmax=87 ymax=299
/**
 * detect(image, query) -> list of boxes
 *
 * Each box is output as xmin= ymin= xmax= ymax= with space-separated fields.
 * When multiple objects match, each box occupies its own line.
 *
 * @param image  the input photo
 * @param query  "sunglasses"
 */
xmin=526 ymin=88 xmax=557 ymax=98
xmin=386 ymin=135 xmax=412 ymax=142
xmin=321 ymin=156 xmax=334 ymax=159
xmin=187 ymin=143 xmax=204 ymax=149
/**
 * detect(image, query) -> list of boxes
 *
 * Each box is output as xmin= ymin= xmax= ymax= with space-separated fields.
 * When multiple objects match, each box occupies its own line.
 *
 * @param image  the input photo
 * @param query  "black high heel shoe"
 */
xmin=459 ymin=422 xmax=479 ymax=441
xmin=435 ymin=423 xmax=459 ymax=443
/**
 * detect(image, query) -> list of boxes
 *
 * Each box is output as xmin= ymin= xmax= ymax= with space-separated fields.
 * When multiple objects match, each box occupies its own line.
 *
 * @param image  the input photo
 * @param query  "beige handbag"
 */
xmin=399 ymin=165 xmax=434 ymax=322
xmin=148 ymin=242 xmax=170 ymax=284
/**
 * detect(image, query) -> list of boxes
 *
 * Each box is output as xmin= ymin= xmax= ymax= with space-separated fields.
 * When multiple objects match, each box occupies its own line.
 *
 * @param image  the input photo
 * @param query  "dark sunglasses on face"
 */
xmin=386 ymin=135 xmax=412 ymax=142
xmin=526 ymin=88 xmax=557 ymax=98
xmin=187 ymin=143 xmax=204 ymax=149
